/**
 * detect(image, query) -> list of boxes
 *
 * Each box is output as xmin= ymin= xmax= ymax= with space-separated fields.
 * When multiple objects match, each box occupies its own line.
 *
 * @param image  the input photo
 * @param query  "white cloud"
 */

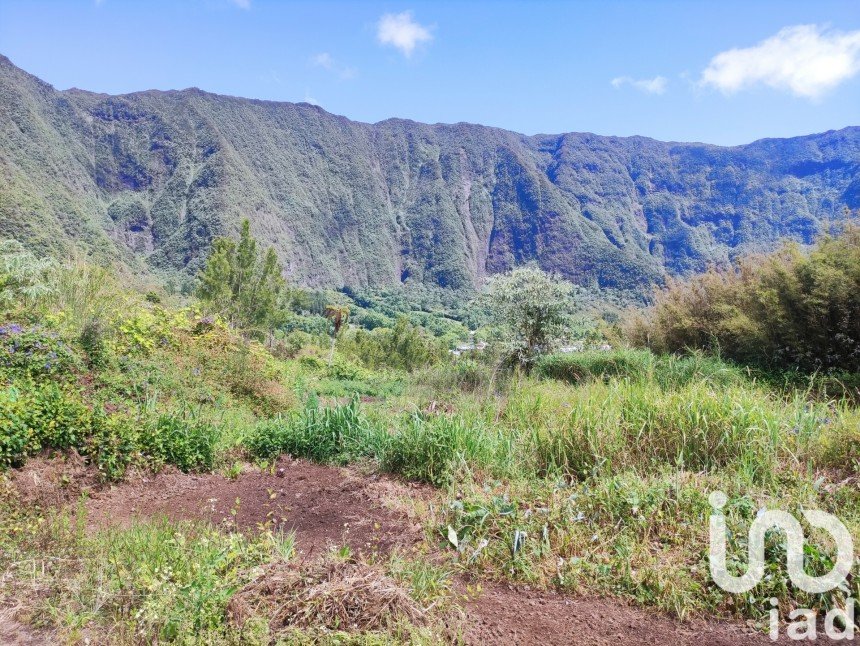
xmin=303 ymin=92 xmax=319 ymax=106
xmin=311 ymin=52 xmax=357 ymax=80
xmin=700 ymin=24 xmax=860 ymax=99
xmin=230 ymin=0 xmax=251 ymax=9
xmin=376 ymin=11 xmax=432 ymax=57
xmin=313 ymin=53 xmax=335 ymax=69
xmin=610 ymin=75 xmax=668 ymax=95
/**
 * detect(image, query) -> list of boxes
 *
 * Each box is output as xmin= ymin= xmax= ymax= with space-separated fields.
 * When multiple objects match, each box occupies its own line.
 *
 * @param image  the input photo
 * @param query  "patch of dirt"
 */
xmin=84 ymin=457 xmax=426 ymax=556
xmin=6 ymin=451 xmax=100 ymax=508
xmin=0 ymin=610 xmax=48 ymax=646
xmin=462 ymin=584 xmax=789 ymax=645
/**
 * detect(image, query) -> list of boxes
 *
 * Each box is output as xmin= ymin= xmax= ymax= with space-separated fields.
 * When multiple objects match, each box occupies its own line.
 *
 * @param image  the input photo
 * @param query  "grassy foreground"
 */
xmin=0 ymin=261 xmax=858 ymax=643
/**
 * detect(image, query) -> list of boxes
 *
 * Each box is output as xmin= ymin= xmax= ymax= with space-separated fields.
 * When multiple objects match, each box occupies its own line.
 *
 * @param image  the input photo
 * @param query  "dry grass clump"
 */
xmin=229 ymin=556 xmax=425 ymax=633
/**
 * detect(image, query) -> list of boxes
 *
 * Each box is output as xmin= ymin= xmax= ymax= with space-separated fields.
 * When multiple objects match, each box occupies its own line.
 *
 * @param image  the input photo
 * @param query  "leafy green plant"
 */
xmin=0 ymin=323 xmax=79 ymax=380
xmin=86 ymin=411 xmax=141 ymax=481
xmin=0 ymin=239 xmax=55 ymax=307
xmin=0 ymin=386 xmax=30 ymax=468
xmin=25 ymin=383 xmax=92 ymax=451
xmin=627 ymin=223 xmax=860 ymax=373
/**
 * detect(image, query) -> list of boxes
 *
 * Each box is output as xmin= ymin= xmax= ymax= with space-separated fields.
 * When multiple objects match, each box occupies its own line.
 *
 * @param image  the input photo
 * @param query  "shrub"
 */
xmin=0 ymin=323 xmax=79 ymax=380
xmin=25 ymin=383 xmax=92 ymax=451
xmin=340 ymin=317 xmax=446 ymax=372
xmin=79 ymin=317 xmax=109 ymax=368
xmin=0 ymin=239 xmax=55 ymax=308
xmin=0 ymin=387 xmax=30 ymax=468
xmin=86 ymin=411 xmax=141 ymax=481
xmin=271 ymin=330 xmax=314 ymax=359
xmin=627 ymin=223 xmax=860 ymax=373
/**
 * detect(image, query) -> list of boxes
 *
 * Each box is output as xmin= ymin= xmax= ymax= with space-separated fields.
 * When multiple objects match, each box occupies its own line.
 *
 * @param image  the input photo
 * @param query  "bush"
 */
xmin=0 ymin=387 xmax=30 ymax=468
xmin=86 ymin=411 xmax=141 ymax=481
xmin=340 ymin=317 xmax=446 ymax=372
xmin=271 ymin=330 xmax=314 ymax=359
xmin=0 ymin=323 xmax=79 ymax=380
xmin=79 ymin=317 xmax=109 ymax=368
xmin=627 ymin=223 xmax=860 ymax=373
xmin=25 ymin=383 xmax=92 ymax=451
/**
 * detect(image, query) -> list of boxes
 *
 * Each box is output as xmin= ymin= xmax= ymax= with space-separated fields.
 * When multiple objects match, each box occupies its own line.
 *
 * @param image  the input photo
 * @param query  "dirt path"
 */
xmin=6 ymin=457 xmax=787 ymax=644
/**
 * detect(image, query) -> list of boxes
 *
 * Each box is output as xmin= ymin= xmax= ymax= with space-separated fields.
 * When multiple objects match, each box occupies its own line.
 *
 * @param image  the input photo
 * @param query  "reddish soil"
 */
xmin=462 ymin=585 xmax=788 ymax=645
xmin=4 ymin=456 xmax=794 ymax=644
xmin=83 ymin=457 xmax=426 ymax=557
xmin=6 ymin=451 xmax=100 ymax=508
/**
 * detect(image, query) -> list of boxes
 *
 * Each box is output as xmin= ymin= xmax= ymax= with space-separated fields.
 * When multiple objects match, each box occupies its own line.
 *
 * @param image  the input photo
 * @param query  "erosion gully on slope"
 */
xmin=4 ymin=456 xmax=790 ymax=644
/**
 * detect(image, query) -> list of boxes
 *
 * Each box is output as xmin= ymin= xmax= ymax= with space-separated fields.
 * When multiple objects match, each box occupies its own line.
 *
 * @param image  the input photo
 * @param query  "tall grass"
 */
xmin=245 ymin=395 xmax=390 ymax=463
xmin=246 ymin=350 xmax=853 ymax=488
xmin=383 ymin=413 xmax=520 ymax=486
xmin=535 ymin=348 xmax=748 ymax=390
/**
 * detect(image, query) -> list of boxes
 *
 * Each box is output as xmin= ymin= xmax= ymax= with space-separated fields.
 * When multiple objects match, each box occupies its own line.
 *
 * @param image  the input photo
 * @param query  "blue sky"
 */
xmin=1 ymin=0 xmax=858 ymax=145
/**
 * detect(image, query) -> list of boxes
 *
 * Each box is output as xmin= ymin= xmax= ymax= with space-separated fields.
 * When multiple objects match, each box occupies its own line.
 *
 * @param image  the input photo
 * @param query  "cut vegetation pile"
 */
xmin=229 ymin=557 xmax=426 ymax=634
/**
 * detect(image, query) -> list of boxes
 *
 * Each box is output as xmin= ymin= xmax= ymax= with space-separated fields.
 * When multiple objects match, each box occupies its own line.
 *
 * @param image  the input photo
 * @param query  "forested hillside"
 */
xmin=1 ymin=54 xmax=858 ymax=290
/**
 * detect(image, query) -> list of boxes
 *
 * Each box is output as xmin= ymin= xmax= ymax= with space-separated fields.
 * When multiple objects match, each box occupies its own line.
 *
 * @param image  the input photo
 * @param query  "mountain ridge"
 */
xmin=1 ymin=54 xmax=858 ymax=290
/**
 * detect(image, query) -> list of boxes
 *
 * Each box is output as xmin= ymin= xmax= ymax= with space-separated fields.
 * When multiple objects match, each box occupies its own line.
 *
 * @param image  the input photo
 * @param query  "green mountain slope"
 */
xmin=1 ymin=55 xmax=858 ymax=290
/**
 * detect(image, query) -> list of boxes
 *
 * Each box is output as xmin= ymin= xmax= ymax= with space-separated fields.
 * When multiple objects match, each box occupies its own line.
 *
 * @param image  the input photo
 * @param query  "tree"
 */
xmin=481 ymin=266 xmax=574 ymax=370
xmin=197 ymin=220 xmax=285 ymax=331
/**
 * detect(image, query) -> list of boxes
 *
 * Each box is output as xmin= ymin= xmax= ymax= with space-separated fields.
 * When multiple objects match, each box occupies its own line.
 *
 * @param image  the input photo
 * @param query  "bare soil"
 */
xmin=4 ymin=456 xmax=793 ymax=644
xmin=461 ymin=584 xmax=787 ymax=645
xmin=84 ymin=457 xmax=426 ymax=557
xmin=0 ymin=611 xmax=48 ymax=646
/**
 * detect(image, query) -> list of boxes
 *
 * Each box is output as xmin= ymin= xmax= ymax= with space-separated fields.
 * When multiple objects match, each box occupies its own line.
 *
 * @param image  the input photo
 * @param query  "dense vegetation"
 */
xmin=0 ymin=221 xmax=858 ymax=643
xmin=1 ymin=54 xmax=858 ymax=294
xmin=627 ymin=221 xmax=860 ymax=375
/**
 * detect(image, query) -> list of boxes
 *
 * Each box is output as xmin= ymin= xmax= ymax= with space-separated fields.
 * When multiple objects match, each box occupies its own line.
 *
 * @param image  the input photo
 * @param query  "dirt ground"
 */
xmin=83 ymin=456 xmax=426 ymax=557
xmin=0 ymin=612 xmax=48 ymax=646
xmin=462 ymin=584 xmax=787 ymax=645
xmin=4 ymin=456 xmax=792 ymax=644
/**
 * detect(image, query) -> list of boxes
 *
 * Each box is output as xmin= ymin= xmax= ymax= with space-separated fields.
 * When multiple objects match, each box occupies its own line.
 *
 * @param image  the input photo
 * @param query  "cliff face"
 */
xmin=1 ymin=55 xmax=858 ymax=289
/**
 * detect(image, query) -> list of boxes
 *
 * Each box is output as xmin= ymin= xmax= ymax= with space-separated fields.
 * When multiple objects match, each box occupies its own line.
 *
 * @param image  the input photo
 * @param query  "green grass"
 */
xmin=0 ymin=505 xmax=279 ymax=644
xmin=245 ymin=395 xmax=390 ymax=464
xmin=535 ymin=348 xmax=749 ymax=390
